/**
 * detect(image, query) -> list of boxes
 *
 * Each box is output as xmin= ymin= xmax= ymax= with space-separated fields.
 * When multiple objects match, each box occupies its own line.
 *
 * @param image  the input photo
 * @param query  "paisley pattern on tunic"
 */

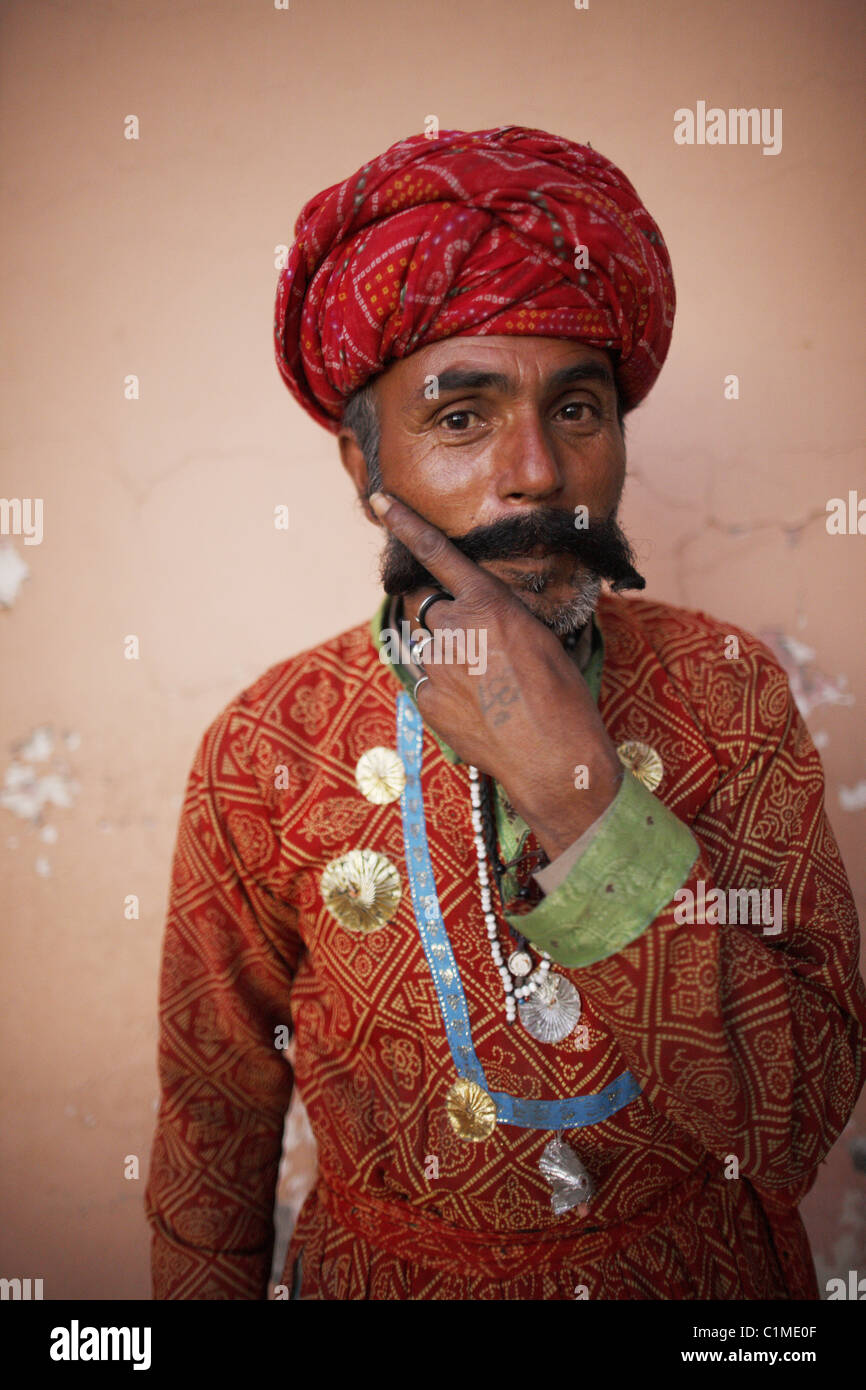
xmin=145 ymin=592 xmax=866 ymax=1300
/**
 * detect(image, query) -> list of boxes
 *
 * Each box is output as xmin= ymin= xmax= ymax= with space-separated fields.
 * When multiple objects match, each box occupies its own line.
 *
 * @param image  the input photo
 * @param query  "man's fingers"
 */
xmin=414 ymin=589 xmax=454 ymax=631
xmin=369 ymin=491 xmax=505 ymax=603
xmin=408 ymin=627 xmax=435 ymax=665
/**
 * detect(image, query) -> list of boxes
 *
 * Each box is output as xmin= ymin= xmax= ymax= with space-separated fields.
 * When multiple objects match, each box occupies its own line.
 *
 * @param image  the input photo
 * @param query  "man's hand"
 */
xmin=370 ymin=492 xmax=623 ymax=859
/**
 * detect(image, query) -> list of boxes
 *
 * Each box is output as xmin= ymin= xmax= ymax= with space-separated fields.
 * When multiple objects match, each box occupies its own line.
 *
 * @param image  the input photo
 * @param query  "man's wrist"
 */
xmin=504 ymin=772 xmax=700 ymax=968
xmin=505 ymin=761 xmax=624 ymax=860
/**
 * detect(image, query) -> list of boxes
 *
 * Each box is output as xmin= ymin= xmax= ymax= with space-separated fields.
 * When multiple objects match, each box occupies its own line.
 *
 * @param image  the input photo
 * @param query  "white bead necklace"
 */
xmin=468 ymin=763 xmax=552 ymax=1026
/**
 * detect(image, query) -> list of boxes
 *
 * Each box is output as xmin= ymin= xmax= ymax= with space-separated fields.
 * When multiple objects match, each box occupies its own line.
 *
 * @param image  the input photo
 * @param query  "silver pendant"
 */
xmin=507 ymin=949 xmax=533 ymax=978
xmin=538 ymin=1136 xmax=596 ymax=1215
xmin=519 ymin=974 xmax=582 ymax=1044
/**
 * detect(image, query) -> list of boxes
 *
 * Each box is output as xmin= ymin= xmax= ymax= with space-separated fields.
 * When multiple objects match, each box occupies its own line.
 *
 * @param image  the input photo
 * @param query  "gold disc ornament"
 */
xmin=354 ymin=746 xmax=407 ymax=805
xmin=616 ymin=740 xmax=664 ymax=792
xmin=320 ymin=849 xmax=401 ymax=934
xmin=445 ymin=1078 xmax=497 ymax=1142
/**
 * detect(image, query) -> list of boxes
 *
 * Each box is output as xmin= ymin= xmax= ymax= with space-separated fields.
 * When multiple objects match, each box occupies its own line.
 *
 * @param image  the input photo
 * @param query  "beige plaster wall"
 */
xmin=1 ymin=0 xmax=863 ymax=1299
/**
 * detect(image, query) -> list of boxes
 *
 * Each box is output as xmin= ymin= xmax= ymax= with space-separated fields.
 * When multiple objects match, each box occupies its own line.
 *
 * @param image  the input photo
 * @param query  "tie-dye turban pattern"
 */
xmin=275 ymin=125 xmax=675 ymax=431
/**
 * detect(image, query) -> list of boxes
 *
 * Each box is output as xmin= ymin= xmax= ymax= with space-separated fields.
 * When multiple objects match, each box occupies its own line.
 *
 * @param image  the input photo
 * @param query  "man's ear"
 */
xmin=338 ymin=429 xmax=380 ymax=525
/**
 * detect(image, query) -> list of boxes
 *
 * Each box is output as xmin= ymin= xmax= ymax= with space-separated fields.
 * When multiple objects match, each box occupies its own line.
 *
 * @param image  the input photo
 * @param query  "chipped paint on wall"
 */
xmin=0 ymin=540 xmax=29 ymax=607
xmin=1 ymin=726 xmax=81 ymax=874
xmin=839 ymin=780 xmax=866 ymax=813
xmin=760 ymin=629 xmax=855 ymax=720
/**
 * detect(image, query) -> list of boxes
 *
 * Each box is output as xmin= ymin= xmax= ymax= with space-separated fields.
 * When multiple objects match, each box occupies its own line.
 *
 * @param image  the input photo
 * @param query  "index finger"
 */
xmin=368 ymin=491 xmax=502 ymax=601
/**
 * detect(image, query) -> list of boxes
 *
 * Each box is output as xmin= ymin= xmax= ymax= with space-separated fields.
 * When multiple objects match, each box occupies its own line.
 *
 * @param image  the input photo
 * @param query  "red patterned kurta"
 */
xmin=145 ymin=593 xmax=866 ymax=1299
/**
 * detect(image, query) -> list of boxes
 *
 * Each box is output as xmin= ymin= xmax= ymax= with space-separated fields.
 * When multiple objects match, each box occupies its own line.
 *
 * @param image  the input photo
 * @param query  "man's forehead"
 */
xmin=378 ymin=337 xmax=617 ymax=404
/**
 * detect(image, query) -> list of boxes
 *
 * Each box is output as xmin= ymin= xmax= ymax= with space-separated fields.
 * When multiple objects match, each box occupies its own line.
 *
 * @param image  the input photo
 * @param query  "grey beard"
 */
xmin=518 ymin=572 xmax=603 ymax=636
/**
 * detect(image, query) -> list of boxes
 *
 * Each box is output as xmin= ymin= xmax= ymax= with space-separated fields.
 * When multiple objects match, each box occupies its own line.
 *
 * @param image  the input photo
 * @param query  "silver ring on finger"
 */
xmin=415 ymin=589 xmax=453 ymax=630
xmin=409 ymin=632 xmax=433 ymax=667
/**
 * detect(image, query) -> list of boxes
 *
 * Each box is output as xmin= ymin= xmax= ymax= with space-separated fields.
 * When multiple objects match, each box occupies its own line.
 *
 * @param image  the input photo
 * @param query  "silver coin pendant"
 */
xmin=519 ymin=974 xmax=582 ymax=1044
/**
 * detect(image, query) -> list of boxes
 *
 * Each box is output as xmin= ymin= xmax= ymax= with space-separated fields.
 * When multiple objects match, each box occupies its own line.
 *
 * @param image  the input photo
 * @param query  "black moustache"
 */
xmin=379 ymin=506 xmax=645 ymax=596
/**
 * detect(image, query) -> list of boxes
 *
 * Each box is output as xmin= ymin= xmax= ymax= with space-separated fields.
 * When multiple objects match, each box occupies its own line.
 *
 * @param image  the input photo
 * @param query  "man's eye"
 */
xmin=439 ymin=410 xmax=478 ymax=431
xmin=559 ymin=401 xmax=599 ymax=422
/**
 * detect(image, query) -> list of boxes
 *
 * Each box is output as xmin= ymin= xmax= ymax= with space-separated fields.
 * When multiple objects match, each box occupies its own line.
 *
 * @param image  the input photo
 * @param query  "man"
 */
xmin=145 ymin=126 xmax=866 ymax=1300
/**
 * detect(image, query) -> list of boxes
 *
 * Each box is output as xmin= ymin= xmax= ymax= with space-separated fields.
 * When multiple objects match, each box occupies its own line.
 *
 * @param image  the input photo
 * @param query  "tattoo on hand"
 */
xmin=478 ymin=678 xmax=519 ymax=727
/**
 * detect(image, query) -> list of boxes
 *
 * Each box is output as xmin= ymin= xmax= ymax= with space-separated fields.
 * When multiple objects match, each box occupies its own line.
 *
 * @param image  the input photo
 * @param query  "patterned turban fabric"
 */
xmin=274 ymin=125 xmax=676 ymax=432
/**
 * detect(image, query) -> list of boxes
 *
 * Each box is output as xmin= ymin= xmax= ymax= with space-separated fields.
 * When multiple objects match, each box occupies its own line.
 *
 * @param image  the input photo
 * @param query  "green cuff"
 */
xmin=505 ymin=772 xmax=700 ymax=968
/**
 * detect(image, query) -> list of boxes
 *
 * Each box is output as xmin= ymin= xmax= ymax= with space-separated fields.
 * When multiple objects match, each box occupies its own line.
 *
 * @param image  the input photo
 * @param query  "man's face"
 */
xmin=341 ymin=335 xmax=642 ymax=634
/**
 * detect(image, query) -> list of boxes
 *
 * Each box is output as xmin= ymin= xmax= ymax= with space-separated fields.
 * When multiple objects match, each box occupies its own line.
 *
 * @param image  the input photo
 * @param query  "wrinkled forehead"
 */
xmin=372 ymin=336 xmax=620 ymax=412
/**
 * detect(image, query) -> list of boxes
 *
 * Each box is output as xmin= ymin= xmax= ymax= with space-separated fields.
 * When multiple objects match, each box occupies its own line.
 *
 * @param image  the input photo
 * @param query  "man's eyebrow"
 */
xmin=411 ymin=361 xmax=616 ymax=402
xmin=546 ymin=362 xmax=616 ymax=394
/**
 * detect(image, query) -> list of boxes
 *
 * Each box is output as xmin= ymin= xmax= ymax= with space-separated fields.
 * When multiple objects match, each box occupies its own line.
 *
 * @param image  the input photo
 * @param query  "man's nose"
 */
xmin=494 ymin=412 xmax=564 ymax=499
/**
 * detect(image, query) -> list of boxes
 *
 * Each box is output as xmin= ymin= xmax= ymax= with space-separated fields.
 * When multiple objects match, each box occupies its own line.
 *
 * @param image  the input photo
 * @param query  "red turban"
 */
xmin=274 ymin=125 xmax=675 ymax=432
